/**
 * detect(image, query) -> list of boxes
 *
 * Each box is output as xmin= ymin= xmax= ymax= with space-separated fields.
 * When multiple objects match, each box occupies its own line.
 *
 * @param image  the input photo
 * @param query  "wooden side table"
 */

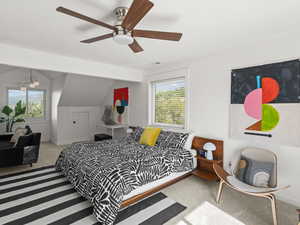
xmin=191 ymin=137 xmax=224 ymax=181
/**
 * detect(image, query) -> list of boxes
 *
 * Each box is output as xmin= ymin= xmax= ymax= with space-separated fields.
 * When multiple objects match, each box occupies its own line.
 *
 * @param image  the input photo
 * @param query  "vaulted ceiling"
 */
xmin=1 ymin=0 xmax=300 ymax=71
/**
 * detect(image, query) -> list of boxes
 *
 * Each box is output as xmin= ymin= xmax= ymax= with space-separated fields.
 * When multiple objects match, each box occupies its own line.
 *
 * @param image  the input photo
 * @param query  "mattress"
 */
xmin=123 ymin=149 xmax=197 ymax=200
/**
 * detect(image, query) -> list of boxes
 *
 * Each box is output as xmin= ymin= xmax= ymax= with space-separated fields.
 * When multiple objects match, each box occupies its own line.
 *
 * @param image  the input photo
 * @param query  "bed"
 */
xmin=55 ymin=128 xmax=196 ymax=225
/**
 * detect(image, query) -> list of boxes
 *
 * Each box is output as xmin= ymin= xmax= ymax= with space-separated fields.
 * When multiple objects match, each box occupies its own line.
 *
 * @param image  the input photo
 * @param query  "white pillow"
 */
xmin=10 ymin=128 xmax=27 ymax=144
xmin=184 ymin=132 xmax=195 ymax=150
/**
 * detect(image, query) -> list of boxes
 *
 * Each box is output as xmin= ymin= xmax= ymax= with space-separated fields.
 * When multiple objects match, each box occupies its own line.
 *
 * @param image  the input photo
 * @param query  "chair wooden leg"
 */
xmin=216 ymin=180 xmax=225 ymax=204
xmin=269 ymin=194 xmax=278 ymax=225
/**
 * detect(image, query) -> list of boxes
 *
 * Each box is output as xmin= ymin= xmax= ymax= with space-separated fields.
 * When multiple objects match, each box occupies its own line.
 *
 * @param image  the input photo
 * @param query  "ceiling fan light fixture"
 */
xmin=113 ymin=31 xmax=134 ymax=45
xmin=113 ymin=34 xmax=134 ymax=45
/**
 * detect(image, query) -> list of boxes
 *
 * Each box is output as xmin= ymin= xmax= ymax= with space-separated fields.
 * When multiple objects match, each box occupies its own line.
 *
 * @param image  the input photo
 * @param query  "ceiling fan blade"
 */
xmin=132 ymin=30 xmax=183 ymax=41
xmin=80 ymin=33 xmax=114 ymax=43
xmin=56 ymin=7 xmax=115 ymax=31
xmin=129 ymin=40 xmax=144 ymax=53
xmin=122 ymin=0 xmax=154 ymax=31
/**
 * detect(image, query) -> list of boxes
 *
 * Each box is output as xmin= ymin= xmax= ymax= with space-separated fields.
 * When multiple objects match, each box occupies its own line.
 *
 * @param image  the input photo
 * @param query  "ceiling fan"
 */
xmin=56 ymin=0 xmax=183 ymax=53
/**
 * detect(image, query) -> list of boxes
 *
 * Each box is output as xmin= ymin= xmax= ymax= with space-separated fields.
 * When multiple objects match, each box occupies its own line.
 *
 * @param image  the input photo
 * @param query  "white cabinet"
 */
xmin=71 ymin=112 xmax=90 ymax=141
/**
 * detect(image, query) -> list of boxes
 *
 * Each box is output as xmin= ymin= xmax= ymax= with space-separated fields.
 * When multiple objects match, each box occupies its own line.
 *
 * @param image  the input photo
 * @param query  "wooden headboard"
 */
xmin=192 ymin=136 xmax=224 ymax=162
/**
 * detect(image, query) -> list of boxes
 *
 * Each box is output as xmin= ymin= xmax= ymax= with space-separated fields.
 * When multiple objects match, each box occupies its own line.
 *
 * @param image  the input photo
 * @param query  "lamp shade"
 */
xmin=203 ymin=142 xmax=216 ymax=151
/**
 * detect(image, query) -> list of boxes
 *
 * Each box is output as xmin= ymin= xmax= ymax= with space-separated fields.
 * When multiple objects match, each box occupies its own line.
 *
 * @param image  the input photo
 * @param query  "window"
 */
xmin=151 ymin=77 xmax=186 ymax=128
xmin=8 ymin=89 xmax=45 ymax=118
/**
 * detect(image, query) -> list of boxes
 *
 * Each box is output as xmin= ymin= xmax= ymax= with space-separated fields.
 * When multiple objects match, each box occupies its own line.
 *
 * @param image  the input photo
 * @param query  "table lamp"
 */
xmin=203 ymin=142 xmax=216 ymax=160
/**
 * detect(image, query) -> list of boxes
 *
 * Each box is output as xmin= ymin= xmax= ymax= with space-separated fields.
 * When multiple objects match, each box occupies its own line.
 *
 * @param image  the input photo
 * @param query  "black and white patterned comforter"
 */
xmin=55 ymin=137 xmax=194 ymax=225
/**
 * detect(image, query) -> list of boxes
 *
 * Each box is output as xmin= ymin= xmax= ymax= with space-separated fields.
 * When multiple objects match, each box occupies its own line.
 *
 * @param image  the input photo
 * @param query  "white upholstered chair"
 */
xmin=213 ymin=147 xmax=290 ymax=225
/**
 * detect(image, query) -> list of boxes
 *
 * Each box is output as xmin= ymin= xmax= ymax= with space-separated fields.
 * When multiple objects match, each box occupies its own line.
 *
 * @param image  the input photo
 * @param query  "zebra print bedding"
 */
xmin=156 ymin=130 xmax=189 ymax=149
xmin=55 ymin=137 xmax=194 ymax=225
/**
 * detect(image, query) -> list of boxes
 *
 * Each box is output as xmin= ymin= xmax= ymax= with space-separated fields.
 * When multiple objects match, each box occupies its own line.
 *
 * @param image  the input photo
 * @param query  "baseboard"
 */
xmin=50 ymin=137 xmax=58 ymax=145
xmin=56 ymin=138 xmax=92 ymax=146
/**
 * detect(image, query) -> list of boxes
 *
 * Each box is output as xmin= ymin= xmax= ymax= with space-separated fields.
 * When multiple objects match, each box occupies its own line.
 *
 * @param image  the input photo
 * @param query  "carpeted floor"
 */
xmin=0 ymin=143 xmax=298 ymax=225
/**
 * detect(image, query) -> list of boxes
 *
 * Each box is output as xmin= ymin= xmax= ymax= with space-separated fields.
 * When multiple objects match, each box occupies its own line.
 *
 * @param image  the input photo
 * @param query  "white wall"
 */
xmin=102 ymin=80 xmax=148 ymax=127
xmin=0 ymin=67 xmax=51 ymax=142
xmin=51 ymin=75 xmax=66 ymax=144
xmin=189 ymin=62 xmax=300 ymax=207
xmin=52 ymin=74 xmax=117 ymax=145
xmin=59 ymin=74 xmax=115 ymax=107
xmin=56 ymin=106 xmax=104 ymax=145
xmin=145 ymin=38 xmax=300 ymax=206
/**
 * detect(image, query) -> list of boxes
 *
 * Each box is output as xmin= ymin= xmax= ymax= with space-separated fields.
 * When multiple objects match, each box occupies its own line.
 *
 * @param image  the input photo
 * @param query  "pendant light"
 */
xmin=29 ymin=69 xmax=40 ymax=88
xmin=20 ymin=69 xmax=40 ymax=90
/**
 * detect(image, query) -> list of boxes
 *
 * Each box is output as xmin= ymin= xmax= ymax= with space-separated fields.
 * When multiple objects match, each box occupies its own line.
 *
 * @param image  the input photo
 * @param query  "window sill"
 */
xmin=149 ymin=123 xmax=186 ymax=132
xmin=19 ymin=118 xmax=49 ymax=124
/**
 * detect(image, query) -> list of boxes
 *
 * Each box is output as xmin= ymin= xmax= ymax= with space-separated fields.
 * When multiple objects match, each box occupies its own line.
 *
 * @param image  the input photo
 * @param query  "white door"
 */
xmin=71 ymin=112 xmax=90 ymax=141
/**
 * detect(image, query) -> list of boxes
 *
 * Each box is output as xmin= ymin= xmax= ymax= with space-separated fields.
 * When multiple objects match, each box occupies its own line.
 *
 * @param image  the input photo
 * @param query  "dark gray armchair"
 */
xmin=0 ymin=133 xmax=41 ymax=167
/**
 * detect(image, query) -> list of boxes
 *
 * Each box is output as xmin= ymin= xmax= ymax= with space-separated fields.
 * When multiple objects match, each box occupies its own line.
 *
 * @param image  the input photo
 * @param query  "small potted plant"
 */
xmin=0 ymin=100 xmax=26 ymax=133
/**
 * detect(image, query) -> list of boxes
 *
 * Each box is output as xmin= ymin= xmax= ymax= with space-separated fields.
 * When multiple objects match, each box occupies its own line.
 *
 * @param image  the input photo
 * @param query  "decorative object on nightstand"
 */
xmin=198 ymin=149 xmax=206 ymax=158
xmin=203 ymin=142 xmax=216 ymax=160
xmin=297 ymin=209 xmax=300 ymax=225
xmin=192 ymin=137 xmax=223 ymax=181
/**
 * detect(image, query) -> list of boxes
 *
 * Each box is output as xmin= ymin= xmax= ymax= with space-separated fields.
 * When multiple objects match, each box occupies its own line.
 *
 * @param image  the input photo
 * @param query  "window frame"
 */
xmin=6 ymin=87 xmax=47 ymax=120
xmin=148 ymin=68 xmax=190 ymax=130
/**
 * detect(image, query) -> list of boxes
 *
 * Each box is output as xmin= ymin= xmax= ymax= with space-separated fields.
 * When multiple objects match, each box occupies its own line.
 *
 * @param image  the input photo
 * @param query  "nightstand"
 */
xmin=191 ymin=137 xmax=224 ymax=181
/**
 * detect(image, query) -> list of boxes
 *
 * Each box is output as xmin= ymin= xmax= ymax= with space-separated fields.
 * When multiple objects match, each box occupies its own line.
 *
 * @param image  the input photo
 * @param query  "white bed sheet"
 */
xmin=123 ymin=149 xmax=197 ymax=200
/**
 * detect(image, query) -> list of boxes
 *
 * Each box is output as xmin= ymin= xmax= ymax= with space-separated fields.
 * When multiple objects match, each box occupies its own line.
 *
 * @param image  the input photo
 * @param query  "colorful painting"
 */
xmin=114 ymin=87 xmax=129 ymax=107
xmin=244 ymin=76 xmax=280 ymax=136
xmin=113 ymin=87 xmax=129 ymax=125
xmin=230 ymin=60 xmax=300 ymax=146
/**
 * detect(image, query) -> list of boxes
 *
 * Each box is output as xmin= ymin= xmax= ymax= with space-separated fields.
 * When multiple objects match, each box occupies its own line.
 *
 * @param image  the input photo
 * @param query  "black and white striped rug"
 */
xmin=0 ymin=166 xmax=186 ymax=225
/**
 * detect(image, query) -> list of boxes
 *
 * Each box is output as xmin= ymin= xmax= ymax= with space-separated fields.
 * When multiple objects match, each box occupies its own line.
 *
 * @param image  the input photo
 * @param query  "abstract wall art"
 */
xmin=230 ymin=60 xmax=300 ymax=146
xmin=113 ymin=87 xmax=129 ymax=125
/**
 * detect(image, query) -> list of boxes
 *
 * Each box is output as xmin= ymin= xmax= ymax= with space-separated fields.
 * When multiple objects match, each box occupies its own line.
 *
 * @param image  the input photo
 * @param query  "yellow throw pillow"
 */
xmin=139 ymin=127 xmax=161 ymax=146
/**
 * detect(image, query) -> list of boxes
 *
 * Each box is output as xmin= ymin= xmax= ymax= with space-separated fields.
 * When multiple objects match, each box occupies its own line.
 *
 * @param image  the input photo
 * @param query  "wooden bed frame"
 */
xmin=121 ymin=172 xmax=192 ymax=207
xmin=121 ymin=136 xmax=216 ymax=208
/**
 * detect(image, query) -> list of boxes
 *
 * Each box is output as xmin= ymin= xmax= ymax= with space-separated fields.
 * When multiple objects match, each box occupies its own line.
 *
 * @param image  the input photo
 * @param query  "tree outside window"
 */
xmin=8 ymin=89 xmax=45 ymax=118
xmin=152 ymin=78 xmax=185 ymax=127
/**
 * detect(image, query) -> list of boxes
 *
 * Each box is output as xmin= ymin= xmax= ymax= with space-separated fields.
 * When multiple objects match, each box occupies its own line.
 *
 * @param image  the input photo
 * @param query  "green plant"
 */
xmin=155 ymin=87 xmax=185 ymax=125
xmin=0 ymin=101 xmax=26 ymax=132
